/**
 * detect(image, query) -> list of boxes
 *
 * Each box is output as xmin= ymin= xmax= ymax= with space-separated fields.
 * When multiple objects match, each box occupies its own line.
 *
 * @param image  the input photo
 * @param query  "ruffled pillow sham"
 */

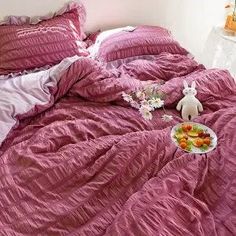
xmin=89 ymin=25 xmax=189 ymax=68
xmin=0 ymin=1 xmax=88 ymax=76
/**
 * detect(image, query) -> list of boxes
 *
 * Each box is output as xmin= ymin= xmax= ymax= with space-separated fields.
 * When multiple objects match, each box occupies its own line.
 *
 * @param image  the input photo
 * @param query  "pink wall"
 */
xmin=81 ymin=0 xmax=158 ymax=31
xmin=0 ymin=0 xmax=159 ymax=32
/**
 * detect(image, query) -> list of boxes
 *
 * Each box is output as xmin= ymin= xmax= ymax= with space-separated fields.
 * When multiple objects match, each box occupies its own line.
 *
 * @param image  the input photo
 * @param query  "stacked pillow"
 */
xmin=0 ymin=1 xmax=88 ymax=76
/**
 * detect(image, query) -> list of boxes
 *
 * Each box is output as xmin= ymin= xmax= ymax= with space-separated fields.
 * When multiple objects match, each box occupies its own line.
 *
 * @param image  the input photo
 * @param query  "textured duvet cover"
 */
xmin=0 ymin=53 xmax=235 ymax=236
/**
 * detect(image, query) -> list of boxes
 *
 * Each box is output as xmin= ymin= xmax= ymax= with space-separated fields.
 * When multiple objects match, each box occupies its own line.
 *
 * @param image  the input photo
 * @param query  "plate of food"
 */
xmin=171 ymin=122 xmax=217 ymax=153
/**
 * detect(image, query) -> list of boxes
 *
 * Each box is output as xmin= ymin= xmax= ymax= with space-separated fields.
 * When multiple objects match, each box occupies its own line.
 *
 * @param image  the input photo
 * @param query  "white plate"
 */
xmin=171 ymin=122 xmax=217 ymax=154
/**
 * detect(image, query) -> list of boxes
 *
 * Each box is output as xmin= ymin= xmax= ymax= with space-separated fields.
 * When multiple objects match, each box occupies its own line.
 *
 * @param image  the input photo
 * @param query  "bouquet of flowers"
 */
xmin=122 ymin=85 xmax=173 ymax=121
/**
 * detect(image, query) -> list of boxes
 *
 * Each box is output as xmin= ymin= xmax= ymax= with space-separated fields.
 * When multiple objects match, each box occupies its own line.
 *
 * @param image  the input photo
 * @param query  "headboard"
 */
xmin=0 ymin=0 xmax=159 ymax=32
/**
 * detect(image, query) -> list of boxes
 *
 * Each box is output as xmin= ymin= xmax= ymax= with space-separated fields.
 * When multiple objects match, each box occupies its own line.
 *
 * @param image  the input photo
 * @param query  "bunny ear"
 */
xmin=191 ymin=81 xmax=196 ymax=89
xmin=183 ymin=80 xmax=188 ymax=89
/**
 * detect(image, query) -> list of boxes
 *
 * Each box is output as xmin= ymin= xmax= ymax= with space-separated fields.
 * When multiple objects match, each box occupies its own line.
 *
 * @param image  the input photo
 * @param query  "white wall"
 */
xmin=151 ymin=0 xmax=226 ymax=61
xmin=0 ymin=0 xmax=226 ymax=61
xmin=81 ymin=0 xmax=158 ymax=31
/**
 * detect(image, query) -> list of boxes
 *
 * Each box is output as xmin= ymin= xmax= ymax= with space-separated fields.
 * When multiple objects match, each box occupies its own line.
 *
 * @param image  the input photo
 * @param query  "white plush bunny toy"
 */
xmin=176 ymin=80 xmax=203 ymax=121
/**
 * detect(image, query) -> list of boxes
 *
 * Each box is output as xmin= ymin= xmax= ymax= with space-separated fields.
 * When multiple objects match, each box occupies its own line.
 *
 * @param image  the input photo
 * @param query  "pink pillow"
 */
xmin=0 ymin=2 xmax=88 ymax=76
xmin=93 ymin=26 xmax=189 ymax=66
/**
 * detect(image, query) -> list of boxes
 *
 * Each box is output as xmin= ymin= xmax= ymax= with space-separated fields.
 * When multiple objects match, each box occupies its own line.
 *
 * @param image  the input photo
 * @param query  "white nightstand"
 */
xmin=201 ymin=26 xmax=236 ymax=79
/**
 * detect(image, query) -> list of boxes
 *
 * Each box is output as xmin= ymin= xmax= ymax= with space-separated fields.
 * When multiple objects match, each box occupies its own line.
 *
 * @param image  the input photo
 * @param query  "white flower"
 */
xmin=139 ymin=105 xmax=153 ymax=120
xmin=161 ymin=114 xmax=173 ymax=122
xmin=141 ymin=110 xmax=153 ymax=120
xmin=122 ymin=92 xmax=133 ymax=103
xmin=130 ymin=101 xmax=140 ymax=109
xmin=149 ymin=98 xmax=164 ymax=109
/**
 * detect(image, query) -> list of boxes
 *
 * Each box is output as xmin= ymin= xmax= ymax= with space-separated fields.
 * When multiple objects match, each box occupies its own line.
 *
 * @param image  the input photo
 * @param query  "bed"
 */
xmin=0 ymin=1 xmax=236 ymax=236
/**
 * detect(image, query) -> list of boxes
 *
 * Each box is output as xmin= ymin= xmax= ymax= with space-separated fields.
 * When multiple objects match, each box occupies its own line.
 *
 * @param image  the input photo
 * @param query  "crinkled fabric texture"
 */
xmin=0 ymin=55 xmax=80 ymax=145
xmin=93 ymin=25 xmax=189 ymax=67
xmin=0 ymin=1 xmax=88 ymax=76
xmin=0 ymin=53 xmax=236 ymax=235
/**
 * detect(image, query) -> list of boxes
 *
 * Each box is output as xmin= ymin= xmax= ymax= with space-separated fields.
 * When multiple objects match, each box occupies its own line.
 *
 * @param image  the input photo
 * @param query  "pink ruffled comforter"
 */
xmin=0 ymin=53 xmax=236 ymax=235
